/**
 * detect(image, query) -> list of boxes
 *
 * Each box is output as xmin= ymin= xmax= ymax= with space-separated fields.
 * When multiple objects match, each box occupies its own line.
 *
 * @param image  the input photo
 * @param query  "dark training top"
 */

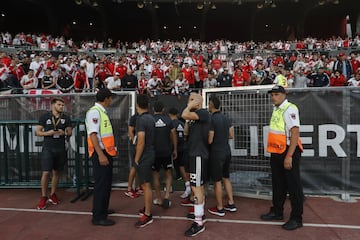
xmin=38 ymin=112 xmax=71 ymax=149
xmin=128 ymin=113 xmax=138 ymax=150
xmin=172 ymin=118 xmax=186 ymax=152
xmin=210 ymin=111 xmax=232 ymax=154
xmin=153 ymin=114 xmax=174 ymax=157
xmin=129 ymin=113 xmax=138 ymax=128
xmin=187 ymin=108 xmax=210 ymax=158
xmin=135 ymin=112 xmax=155 ymax=153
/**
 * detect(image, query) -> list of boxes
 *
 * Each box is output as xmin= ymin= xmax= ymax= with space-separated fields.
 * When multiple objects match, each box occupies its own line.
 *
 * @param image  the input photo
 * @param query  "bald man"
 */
xmin=181 ymin=92 xmax=210 ymax=237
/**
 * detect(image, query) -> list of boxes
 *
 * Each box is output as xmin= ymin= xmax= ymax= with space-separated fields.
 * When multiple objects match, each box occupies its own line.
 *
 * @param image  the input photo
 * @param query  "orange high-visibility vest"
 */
xmin=267 ymin=102 xmax=303 ymax=154
xmin=86 ymin=105 xmax=117 ymax=157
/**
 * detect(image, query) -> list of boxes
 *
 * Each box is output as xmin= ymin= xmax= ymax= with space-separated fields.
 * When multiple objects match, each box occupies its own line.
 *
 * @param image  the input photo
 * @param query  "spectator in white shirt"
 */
xmin=20 ymin=69 xmax=38 ymax=90
xmin=348 ymin=71 xmax=360 ymax=86
xmin=293 ymin=67 xmax=309 ymax=88
xmin=105 ymin=73 xmax=121 ymax=90
xmin=203 ymin=73 xmax=218 ymax=88
xmin=147 ymin=74 xmax=163 ymax=96
xmin=174 ymin=73 xmax=189 ymax=100
xmin=85 ymin=56 xmax=95 ymax=90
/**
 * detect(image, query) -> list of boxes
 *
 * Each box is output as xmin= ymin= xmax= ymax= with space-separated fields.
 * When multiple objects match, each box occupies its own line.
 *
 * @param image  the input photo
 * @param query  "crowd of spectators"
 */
xmin=1 ymin=31 xmax=360 ymax=96
xmin=2 ymin=31 xmax=360 ymax=53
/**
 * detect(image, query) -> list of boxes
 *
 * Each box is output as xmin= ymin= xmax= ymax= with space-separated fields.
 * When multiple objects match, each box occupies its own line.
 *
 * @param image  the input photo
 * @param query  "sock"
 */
xmin=194 ymin=203 xmax=204 ymax=226
xmin=185 ymin=181 xmax=191 ymax=193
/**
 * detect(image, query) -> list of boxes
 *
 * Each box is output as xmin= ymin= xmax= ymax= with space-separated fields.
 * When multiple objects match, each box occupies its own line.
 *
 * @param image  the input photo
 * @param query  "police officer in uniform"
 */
xmin=86 ymin=88 xmax=117 ymax=226
xmin=261 ymin=85 xmax=304 ymax=230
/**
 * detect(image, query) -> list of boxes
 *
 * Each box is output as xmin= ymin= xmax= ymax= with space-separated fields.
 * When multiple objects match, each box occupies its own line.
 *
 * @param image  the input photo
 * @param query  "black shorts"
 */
xmin=175 ymin=151 xmax=188 ymax=167
xmin=41 ymin=148 xmax=67 ymax=172
xmin=209 ymin=151 xmax=231 ymax=182
xmin=135 ymin=150 xmax=155 ymax=184
xmin=129 ymin=143 xmax=136 ymax=167
xmin=173 ymin=151 xmax=190 ymax=174
xmin=152 ymin=155 xmax=173 ymax=171
xmin=188 ymin=155 xmax=208 ymax=187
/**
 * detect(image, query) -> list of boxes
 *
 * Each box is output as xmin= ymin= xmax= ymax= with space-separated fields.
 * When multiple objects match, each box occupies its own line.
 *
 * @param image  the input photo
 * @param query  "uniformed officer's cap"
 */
xmin=268 ymin=85 xmax=286 ymax=94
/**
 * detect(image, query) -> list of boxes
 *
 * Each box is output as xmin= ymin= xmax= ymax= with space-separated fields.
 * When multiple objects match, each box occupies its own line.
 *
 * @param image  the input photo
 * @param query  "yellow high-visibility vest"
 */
xmin=276 ymin=74 xmax=288 ymax=88
xmin=267 ymin=102 xmax=303 ymax=154
xmin=86 ymin=105 xmax=117 ymax=157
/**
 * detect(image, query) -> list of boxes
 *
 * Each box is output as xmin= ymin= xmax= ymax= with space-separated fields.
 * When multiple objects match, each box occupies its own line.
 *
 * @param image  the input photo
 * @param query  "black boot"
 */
xmin=260 ymin=207 xmax=283 ymax=221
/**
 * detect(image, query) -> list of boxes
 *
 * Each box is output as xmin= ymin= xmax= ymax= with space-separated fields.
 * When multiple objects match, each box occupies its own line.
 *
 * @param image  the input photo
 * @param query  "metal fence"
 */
xmin=1 ymin=88 xmax=360 ymax=199
xmin=0 ymin=92 xmax=136 ymax=201
xmin=203 ymin=86 xmax=360 ymax=198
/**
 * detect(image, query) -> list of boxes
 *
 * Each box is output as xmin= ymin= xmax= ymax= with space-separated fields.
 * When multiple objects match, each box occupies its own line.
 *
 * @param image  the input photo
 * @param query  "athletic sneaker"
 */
xmin=208 ymin=207 xmax=225 ymax=217
xmin=135 ymin=214 xmax=153 ymax=228
xmin=224 ymin=203 xmax=237 ymax=212
xmin=48 ymin=193 xmax=60 ymax=205
xmin=125 ymin=189 xmax=139 ymax=199
xmin=138 ymin=207 xmax=145 ymax=216
xmin=136 ymin=187 xmax=144 ymax=195
xmin=180 ymin=198 xmax=194 ymax=207
xmin=162 ymin=198 xmax=171 ymax=209
xmin=180 ymin=190 xmax=191 ymax=199
xmin=184 ymin=222 xmax=205 ymax=237
xmin=186 ymin=213 xmax=207 ymax=223
xmin=37 ymin=196 xmax=48 ymax=210
xmin=153 ymin=198 xmax=162 ymax=205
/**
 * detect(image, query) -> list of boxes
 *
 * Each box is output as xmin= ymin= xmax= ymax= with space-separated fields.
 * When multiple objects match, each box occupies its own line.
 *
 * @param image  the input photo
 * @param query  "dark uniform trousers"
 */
xmin=91 ymin=150 xmax=113 ymax=221
xmin=270 ymin=146 xmax=303 ymax=222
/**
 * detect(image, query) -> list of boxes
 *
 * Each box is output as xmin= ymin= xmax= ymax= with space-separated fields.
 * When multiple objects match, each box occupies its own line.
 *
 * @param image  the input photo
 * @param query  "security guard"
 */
xmin=261 ymin=85 xmax=304 ymax=231
xmin=86 ymin=88 xmax=117 ymax=226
